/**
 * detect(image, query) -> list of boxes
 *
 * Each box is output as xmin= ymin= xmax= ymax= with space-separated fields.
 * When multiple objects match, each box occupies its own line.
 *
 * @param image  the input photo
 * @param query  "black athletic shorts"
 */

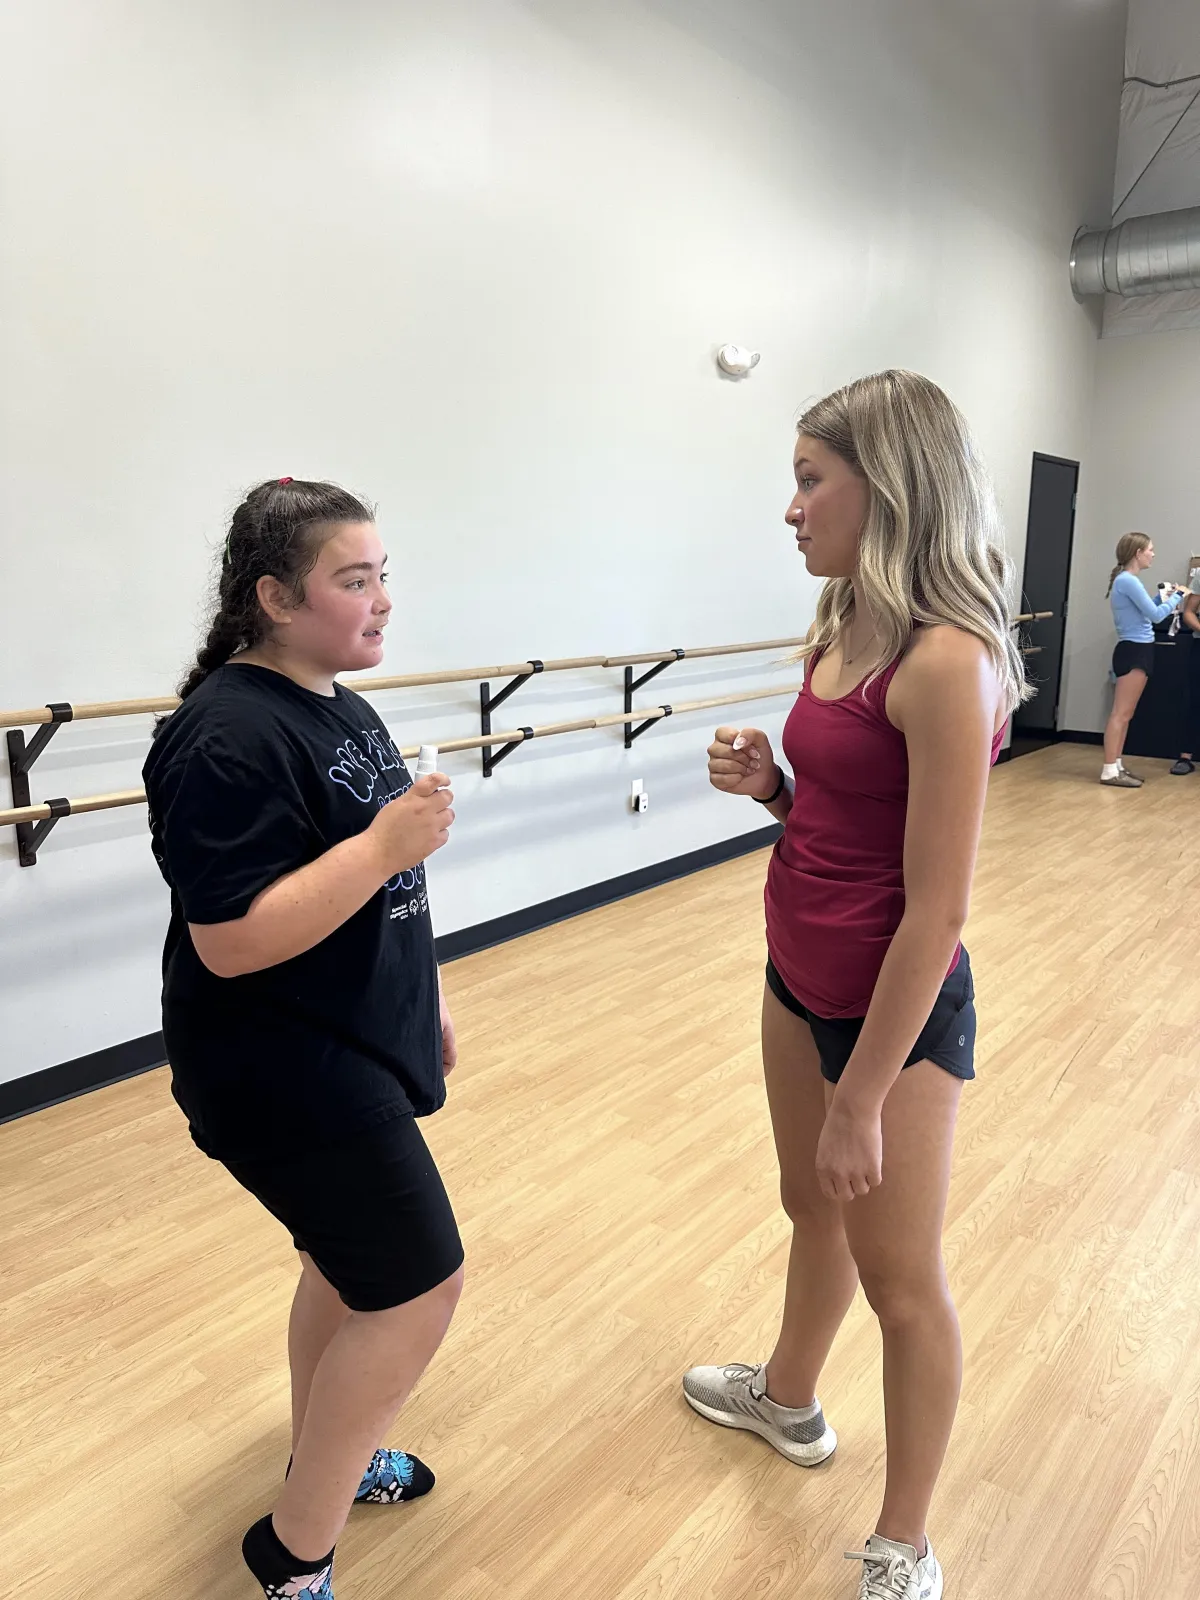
xmin=1113 ymin=640 xmax=1155 ymax=679
xmin=765 ymin=949 xmax=977 ymax=1085
xmin=224 ymin=1113 xmax=464 ymax=1312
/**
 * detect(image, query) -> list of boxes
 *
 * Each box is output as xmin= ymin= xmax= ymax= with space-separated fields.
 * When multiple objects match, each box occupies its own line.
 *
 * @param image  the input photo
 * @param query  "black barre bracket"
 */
xmin=482 ymin=728 xmax=534 ymax=779
xmin=13 ymin=797 xmax=72 ymax=868
xmin=624 ymin=651 xmax=683 ymax=748
xmin=7 ymin=704 xmax=74 ymax=867
xmin=480 ymin=662 xmax=543 ymax=778
xmin=628 ymin=705 xmax=672 ymax=744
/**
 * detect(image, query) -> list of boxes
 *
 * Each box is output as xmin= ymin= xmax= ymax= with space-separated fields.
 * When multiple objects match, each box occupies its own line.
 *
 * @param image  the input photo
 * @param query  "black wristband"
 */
xmin=754 ymin=767 xmax=787 ymax=806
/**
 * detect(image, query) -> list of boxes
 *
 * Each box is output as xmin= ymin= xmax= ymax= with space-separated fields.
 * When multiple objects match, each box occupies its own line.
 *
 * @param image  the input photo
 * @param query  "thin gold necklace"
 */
xmin=841 ymin=619 xmax=877 ymax=667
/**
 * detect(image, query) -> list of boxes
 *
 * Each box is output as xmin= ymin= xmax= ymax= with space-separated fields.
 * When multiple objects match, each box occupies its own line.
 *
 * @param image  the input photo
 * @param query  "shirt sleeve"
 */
xmin=1116 ymin=572 xmax=1177 ymax=624
xmin=155 ymin=739 xmax=321 ymax=925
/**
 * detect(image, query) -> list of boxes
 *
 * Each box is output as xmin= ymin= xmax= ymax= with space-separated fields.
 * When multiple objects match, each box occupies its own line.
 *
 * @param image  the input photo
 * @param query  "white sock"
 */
xmin=1101 ymin=763 xmax=1121 ymax=780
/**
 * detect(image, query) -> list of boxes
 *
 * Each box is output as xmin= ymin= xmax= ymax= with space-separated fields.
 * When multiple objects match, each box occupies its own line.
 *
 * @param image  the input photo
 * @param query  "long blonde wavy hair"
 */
xmin=795 ymin=369 xmax=1029 ymax=714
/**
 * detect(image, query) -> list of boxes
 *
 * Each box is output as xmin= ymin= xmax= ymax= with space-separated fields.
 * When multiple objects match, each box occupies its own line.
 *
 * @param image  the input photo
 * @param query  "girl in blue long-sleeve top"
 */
xmin=1102 ymin=533 xmax=1183 ymax=787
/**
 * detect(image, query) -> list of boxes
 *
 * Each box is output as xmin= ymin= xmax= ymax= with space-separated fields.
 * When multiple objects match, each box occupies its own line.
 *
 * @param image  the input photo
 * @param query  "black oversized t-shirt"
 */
xmin=142 ymin=663 xmax=443 ymax=1160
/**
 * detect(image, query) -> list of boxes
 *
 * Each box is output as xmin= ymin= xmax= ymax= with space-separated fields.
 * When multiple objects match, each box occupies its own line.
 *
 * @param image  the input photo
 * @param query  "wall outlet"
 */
xmin=630 ymin=779 xmax=648 ymax=813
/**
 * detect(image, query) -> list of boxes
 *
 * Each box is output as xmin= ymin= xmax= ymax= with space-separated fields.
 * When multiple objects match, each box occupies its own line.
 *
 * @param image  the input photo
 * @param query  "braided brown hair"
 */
xmin=178 ymin=478 xmax=374 ymax=701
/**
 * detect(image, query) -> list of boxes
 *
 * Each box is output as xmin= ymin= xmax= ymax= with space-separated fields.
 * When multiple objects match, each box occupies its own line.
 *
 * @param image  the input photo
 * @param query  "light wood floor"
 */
xmin=4 ymin=742 xmax=1200 ymax=1600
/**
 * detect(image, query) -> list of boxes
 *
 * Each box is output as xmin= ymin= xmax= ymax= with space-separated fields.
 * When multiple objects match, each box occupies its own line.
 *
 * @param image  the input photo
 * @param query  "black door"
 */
xmin=1012 ymin=453 xmax=1079 ymax=739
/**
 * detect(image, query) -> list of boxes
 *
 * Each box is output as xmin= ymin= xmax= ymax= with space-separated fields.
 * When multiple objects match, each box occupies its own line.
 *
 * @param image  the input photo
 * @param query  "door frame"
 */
xmin=1016 ymin=451 xmax=1080 ymax=734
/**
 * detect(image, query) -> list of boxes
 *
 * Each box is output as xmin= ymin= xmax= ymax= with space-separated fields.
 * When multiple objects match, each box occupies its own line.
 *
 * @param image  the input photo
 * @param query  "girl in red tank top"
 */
xmin=765 ymin=645 xmax=1005 ymax=1020
xmin=682 ymin=371 xmax=1025 ymax=1600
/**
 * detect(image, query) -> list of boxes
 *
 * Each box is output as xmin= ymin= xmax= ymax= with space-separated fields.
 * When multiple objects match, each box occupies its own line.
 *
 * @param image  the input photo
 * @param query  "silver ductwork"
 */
xmin=1071 ymin=207 xmax=1200 ymax=297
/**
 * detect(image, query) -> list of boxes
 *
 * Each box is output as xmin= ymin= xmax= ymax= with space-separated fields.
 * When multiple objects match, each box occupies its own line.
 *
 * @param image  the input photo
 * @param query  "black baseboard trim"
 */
xmin=1008 ymin=729 xmax=1104 ymax=755
xmin=0 ymin=1032 xmax=168 ymax=1127
xmin=0 ymin=824 xmax=782 ymax=1127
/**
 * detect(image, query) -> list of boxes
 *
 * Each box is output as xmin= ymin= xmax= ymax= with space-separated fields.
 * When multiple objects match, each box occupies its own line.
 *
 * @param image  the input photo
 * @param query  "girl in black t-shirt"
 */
xmin=144 ymin=480 xmax=462 ymax=1600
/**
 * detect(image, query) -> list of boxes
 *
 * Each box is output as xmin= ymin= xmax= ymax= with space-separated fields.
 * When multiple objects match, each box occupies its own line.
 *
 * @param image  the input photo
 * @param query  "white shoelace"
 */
xmin=845 ymin=1548 xmax=915 ymax=1599
xmin=721 ymin=1362 xmax=767 ymax=1401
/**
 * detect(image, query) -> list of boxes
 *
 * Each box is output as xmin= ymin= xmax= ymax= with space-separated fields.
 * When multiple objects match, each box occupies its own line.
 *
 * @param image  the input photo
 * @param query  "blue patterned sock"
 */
xmin=355 ymin=1448 xmax=435 ymax=1504
xmin=242 ymin=1515 xmax=334 ymax=1599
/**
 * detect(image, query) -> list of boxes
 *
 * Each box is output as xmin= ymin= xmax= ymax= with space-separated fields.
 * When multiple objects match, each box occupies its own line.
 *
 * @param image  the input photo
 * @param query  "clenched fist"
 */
xmin=707 ymin=726 xmax=781 ymax=800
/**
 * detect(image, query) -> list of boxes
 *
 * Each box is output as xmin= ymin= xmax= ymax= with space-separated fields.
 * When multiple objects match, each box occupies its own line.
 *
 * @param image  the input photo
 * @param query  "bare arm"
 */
xmin=438 ymin=964 xmax=458 ymax=1073
xmin=190 ymin=774 xmax=454 ymax=979
xmin=190 ymin=831 xmax=393 ymax=978
xmin=815 ymin=628 xmax=999 ymax=1198
xmin=1184 ymin=594 xmax=1200 ymax=633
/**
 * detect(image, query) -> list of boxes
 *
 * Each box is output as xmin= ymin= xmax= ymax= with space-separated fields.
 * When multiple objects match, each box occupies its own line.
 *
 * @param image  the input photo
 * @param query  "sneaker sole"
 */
xmin=682 ymin=1389 xmax=838 ymax=1466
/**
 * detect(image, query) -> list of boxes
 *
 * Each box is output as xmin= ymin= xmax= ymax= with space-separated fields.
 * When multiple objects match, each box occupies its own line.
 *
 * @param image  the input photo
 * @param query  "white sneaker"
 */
xmin=845 ymin=1534 xmax=943 ymax=1600
xmin=681 ymin=1361 xmax=836 ymax=1465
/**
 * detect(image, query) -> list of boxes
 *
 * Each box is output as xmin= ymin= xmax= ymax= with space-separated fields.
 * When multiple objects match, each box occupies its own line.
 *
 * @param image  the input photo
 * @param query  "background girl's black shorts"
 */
xmin=1112 ymin=640 xmax=1155 ymax=679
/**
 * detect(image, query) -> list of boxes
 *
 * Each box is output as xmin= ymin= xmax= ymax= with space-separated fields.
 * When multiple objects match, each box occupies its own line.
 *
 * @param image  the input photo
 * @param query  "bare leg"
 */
xmin=840 ymin=1061 xmax=963 ymax=1553
xmin=1103 ymin=669 xmax=1147 ymax=764
xmin=272 ymin=1265 xmax=463 ymax=1562
xmin=288 ymin=1253 xmax=350 ymax=1454
xmin=761 ymin=985 xmax=860 ymax=1409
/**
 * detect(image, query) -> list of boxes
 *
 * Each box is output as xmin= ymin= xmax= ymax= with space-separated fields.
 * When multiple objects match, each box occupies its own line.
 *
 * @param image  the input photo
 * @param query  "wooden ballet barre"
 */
xmin=441 ymin=684 xmax=807 ymax=762
xmin=0 ymin=788 xmax=148 ymax=830
xmin=0 ymin=695 xmax=180 ymax=729
xmin=604 ymin=637 xmax=803 ymax=668
xmin=0 ymin=636 xmax=805 ymax=730
xmin=1012 ymin=612 xmax=1053 ymax=625
xmin=611 ymin=638 xmax=805 ymax=749
xmin=344 ymin=655 xmax=610 ymax=694
xmin=0 ymin=683 xmax=803 ymax=840
xmin=2 ymin=638 xmax=805 ymax=858
xmin=0 ymin=673 xmax=577 ymax=727
xmin=429 ymin=717 xmax=601 ymax=758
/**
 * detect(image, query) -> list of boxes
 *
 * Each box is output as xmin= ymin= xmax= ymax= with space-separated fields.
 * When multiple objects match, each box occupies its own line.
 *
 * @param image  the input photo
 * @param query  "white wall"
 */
xmin=0 ymin=0 xmax=1125 ymax=1084
xmin=1062 ymin=326 xmax=1200 ymax=732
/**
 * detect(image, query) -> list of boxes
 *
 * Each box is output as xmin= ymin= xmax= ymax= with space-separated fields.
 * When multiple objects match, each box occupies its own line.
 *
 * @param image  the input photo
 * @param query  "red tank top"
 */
xmin=764 ymin=648 xmax=1004 ymax=1019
